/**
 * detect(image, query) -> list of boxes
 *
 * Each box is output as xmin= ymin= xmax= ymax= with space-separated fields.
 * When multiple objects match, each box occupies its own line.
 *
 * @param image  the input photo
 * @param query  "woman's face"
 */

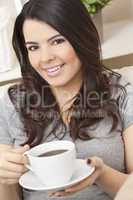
xmin=23 ymin=19 xmax=82 ymax=88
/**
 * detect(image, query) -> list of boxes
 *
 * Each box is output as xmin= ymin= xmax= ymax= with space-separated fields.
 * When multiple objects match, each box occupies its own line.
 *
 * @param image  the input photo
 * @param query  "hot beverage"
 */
xmin=38 ymin=149 xmax=68 ymax=157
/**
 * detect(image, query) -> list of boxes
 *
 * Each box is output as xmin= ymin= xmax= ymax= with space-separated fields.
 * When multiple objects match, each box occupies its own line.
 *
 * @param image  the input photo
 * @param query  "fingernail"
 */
xmin=87 ymin=158 xmax=91 ymax=164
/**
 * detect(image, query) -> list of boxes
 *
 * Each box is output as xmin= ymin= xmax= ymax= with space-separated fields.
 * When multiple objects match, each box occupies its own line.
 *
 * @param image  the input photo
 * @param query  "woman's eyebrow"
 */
xmin=25 ymin=34 xmax=62 ymax=45
xmin=25 ymin=41 xmax=38 ymax=45
xmin=47 ymin=34 xmax=62 ymax=42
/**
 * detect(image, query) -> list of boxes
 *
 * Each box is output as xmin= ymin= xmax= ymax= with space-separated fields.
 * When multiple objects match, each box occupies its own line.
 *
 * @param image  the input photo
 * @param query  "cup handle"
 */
xmin=24 ymin=151 xmax=34 ymax=172
xmin=25 ymin=163 xmax=33 ymax=171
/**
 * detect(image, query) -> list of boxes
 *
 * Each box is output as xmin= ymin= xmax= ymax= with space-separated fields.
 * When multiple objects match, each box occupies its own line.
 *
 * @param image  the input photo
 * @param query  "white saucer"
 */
xmin=19 ymin=159 xmax=95 ymax=191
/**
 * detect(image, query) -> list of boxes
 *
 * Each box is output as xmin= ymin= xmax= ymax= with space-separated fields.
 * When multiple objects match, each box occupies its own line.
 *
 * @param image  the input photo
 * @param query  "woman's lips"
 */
xmin=44 ymin=64 xmax=64 ymax=77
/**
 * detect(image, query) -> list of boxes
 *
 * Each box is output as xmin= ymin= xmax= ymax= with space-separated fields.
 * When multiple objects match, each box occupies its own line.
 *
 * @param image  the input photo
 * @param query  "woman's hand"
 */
xmin=0 ymin=144 xmax=29 ymax=185
xmin=50 ymin=156 xmax=105 ymax=197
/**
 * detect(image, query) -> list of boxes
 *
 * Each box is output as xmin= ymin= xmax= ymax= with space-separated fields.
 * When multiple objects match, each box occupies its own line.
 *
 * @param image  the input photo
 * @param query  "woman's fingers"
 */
xmin=51 ymin=175 xmax=95 ymax=197
xmin=0 ymin=178 xmax=19 ymax=185
xmin=0 ymin=145 xmax=30 ymax=165
xmin=50 ymin=170 xmax=95 ymax=197
xmin=87 ymin=157 xmax=104 ymax=169
xmin=11 ymin=145 xmax=30 ymax=154
xmin=0 ymin=159 xmax=27 ymax=173
xmin=10 ymin=145 xmax=30 ymax=164
xmin=65 ymin=176 xmax=94 ymax=193
xmin=0 ymin=145 xmax=30 ymax=185
xmin=4 ymin=152 xmax=26 ymax=164
xmin=0 ymin=169 xmax=22 ymax=179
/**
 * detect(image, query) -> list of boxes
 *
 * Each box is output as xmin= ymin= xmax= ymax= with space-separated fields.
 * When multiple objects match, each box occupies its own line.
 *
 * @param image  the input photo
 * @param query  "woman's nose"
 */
xmin=40 ymin=46 xmax=55 ymax=63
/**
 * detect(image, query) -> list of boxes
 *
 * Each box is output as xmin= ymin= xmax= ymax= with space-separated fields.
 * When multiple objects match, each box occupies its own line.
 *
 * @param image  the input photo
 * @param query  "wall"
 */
xmin=102 ymin=0 xmax=133 ymax=68
xmin=0 ymin=0 xmax=18 ymax=17
xmin=103 ymin=0 xmax=133 ymax=23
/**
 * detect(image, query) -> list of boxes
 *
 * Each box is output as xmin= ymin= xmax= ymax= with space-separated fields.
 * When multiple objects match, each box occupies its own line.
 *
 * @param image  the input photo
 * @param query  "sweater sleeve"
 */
xmin=0 ymin=95 xmax=14 ymax=145
xmin=119 ymin=83 xmax=133 ymax=131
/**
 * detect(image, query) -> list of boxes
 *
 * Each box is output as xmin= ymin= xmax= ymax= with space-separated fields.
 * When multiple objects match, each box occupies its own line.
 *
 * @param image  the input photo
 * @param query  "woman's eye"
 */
xmin=27 ymin=46 xmax=39 ymax=51
xmin=52 ymin=38 xmax=65 ymax=45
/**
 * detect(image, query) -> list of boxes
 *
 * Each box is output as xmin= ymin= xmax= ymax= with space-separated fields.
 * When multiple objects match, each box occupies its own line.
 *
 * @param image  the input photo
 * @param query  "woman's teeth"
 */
xmin=47 ymin=66 xmax=61 ymax=73
xmin=46 ymin=65 xmax=63 ymax=76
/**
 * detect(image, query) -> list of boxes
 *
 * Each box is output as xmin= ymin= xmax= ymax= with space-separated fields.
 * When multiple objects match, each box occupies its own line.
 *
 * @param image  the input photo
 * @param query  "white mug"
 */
xmin=24 ymin=140 xmax=76 ymax=187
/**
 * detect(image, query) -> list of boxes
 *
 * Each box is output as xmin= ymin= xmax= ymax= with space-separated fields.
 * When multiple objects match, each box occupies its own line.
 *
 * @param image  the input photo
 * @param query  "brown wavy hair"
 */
xmin=9 ymin=0 xmax=125 ymax=147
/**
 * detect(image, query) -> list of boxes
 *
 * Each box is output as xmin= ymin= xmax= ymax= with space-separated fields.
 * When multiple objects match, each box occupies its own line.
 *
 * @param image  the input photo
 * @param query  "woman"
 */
xmin=0 ymin=0 xmax=133 ymax=199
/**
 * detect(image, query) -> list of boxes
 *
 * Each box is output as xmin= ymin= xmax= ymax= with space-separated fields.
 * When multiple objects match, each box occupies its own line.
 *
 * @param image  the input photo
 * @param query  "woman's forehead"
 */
xmin=23 ymin=19 xmax=61 ymax=42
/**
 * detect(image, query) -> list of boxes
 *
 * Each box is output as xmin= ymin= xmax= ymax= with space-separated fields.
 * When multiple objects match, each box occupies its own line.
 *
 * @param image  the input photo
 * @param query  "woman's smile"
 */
xmin=41 ymin=63 xmax=65 ymax=77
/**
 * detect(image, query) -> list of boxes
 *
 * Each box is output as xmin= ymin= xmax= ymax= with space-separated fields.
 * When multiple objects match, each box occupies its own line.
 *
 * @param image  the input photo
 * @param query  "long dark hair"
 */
xmin=9 ymin=0 xmax=124 ymax=147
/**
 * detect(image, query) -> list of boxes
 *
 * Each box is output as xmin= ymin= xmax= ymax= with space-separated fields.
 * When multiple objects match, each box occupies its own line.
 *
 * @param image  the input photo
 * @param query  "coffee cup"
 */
xmin=24 ymin=140 xmax=76 ymax=187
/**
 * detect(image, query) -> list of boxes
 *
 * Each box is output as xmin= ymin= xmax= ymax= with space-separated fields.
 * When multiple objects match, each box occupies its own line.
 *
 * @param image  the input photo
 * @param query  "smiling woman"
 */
xmin=0 ymin=0 xmax=133 ymax=200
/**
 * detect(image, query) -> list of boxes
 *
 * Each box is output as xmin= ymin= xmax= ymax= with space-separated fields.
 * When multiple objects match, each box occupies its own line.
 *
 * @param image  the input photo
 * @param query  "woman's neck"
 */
xmin=51 ymin=71 xmax=82 ymax=112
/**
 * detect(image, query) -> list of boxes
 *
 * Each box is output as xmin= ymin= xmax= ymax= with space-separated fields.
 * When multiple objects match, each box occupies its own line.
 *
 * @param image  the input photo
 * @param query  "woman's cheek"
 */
xmin=60 ymin=46 xmax=78 ymax=63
